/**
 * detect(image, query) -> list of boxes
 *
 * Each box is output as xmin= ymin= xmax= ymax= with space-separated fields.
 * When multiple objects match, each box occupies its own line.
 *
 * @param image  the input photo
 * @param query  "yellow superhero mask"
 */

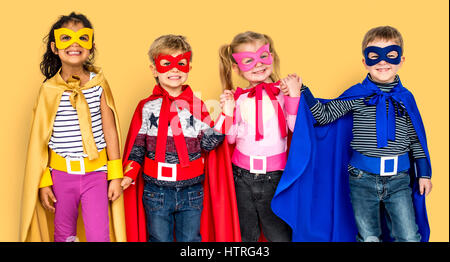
xmin=54 ymin=27 xmax=94 ymax=50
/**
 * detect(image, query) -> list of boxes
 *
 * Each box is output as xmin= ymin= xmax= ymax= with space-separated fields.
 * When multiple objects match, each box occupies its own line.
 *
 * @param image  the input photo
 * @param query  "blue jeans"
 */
xmin=348 ymin=167 xmax=421 ymax=242
xmin=142 ymin=181 xmax=203 ymax=242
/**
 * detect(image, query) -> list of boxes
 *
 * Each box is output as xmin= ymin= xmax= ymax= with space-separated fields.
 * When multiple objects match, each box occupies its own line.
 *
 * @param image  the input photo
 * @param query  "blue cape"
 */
xmin=271 ymin=76 xmax=431 ymax=242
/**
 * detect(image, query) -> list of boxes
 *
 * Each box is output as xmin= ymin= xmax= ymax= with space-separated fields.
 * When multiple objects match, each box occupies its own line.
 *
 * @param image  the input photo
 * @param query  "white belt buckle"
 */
xmin=250 ymin=156 xmax=267 ymax=174
xmin=157 ymin=162 xmax=177 ymax=181
xmin=380 ymin=155 xmax=398 ymax=176
xmin=66 ymin=157 xmax=85 ymax=175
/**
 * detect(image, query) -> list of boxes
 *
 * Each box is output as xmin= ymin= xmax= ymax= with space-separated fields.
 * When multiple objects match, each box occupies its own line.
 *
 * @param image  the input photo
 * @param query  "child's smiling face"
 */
xmin=233 ymin=40 xmax=274 ymax=87
xmin=51 ymin=21 xmax=92 ymax=68
xmin=151 ymin=49 xmax=190 ymax=93
xmin=363 ymin=39 xmax=404 ymax=83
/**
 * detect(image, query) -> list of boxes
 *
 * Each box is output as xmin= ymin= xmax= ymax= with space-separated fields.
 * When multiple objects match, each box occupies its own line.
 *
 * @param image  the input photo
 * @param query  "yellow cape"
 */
xmin=20 ymin=66 xmax=126 ymax=242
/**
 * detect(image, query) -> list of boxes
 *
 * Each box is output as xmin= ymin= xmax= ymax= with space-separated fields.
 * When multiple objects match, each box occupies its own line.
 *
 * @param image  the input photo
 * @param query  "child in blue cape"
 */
xmin=272 ymin=26 xmax=432 ymax=242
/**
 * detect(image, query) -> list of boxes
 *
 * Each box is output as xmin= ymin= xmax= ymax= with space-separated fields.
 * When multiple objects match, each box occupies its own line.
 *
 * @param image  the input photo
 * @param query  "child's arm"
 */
xmin=39 ymin=185 xmax=57 ymax=213
xmin=280 ymin=74 xmax=301 ymax=131
xmin=196 ymin=94 xmax=234 ymax=152
xmin=407 ymin=113 xmax=428 ymax=171
xmin=199 ymin=114 xmax=233 ymax=152
xmin=121 ymin=105 xmax=150 ymax=190
xmin=221 ymin=90 xmax=235 ymax=119
xmin=406 ymin=113 xmax=432 ymax=196
xmin=38 ymin=166 xmax=57 ymax=212
xmin=220 ymin=90 xmax=239 ymax=144
xmin=280 ymin=74 xmax=301 ymax=98
xmin=301 ymin=85 xmax=355 ymax=125
xmin=100 ymin=92 xmax=123 ymax=201
xmin=200 ymin=127 xmax=224 ymax=152
xmin=417 ymin=159 xmax=432 ymax=196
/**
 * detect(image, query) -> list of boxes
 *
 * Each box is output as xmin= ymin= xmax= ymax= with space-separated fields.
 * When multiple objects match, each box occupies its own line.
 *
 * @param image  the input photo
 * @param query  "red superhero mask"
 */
xmin=154 ymin=51 xmax=192 ymax=73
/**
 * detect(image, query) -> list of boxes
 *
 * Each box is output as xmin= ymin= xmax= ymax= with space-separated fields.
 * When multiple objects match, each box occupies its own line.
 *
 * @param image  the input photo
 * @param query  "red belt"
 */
xmin=143 ymin=157 xmax=204 ymax=182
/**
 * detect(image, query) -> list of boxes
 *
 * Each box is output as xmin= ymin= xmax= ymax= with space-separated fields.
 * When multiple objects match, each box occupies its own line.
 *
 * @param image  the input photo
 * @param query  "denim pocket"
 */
xmin=188 ymin=189 xmax=204 ymax=210
xmin=269 ymin=174 xmax=282 ymax=191
xmin=143 ymin=189 xmax=164 ymax=212
xmin=349 ymin=168 xmax=363 ymax=179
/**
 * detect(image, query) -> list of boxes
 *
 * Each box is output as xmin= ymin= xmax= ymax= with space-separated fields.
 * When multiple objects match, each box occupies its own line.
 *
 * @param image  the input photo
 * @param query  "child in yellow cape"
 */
xmin=21 ymin=12 xmax=126 ymax=242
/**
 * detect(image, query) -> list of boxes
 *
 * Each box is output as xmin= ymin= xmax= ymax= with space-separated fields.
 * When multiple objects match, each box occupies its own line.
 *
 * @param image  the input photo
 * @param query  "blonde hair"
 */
xmin=148 ymin=34 xmax=192 ymax=64
xmin=219 ymin=31 xmax=280 ymax=90
xmin=362 ymin=26 xmax=404 ymax=54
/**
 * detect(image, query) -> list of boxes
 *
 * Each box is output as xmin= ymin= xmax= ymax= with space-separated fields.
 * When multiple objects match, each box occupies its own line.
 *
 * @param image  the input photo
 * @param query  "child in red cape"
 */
xmin=121 ymin=35 xmax=240 ymax=242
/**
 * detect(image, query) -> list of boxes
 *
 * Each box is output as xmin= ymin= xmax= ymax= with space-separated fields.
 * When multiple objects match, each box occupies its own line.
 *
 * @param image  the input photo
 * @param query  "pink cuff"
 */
xmin=284 ymin=95 xmax=300 ymax=115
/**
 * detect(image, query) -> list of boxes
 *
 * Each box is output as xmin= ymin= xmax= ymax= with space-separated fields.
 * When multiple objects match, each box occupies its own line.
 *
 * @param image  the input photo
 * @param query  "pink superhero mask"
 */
xmin=155 ymin=51 xmax=191 ymax=73
xmin=232 ymin=44 xmax=273 ymax=72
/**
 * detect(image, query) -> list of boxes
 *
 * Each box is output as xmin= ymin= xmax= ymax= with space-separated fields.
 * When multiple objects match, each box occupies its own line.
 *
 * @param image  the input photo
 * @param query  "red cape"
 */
xmin=122 ymin=94 xmax=241 ymax=242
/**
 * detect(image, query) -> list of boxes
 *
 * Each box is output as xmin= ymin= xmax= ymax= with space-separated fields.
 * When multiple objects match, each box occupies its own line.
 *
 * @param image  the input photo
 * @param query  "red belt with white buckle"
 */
xmin=143 ymin=156 xmax=204 ymax=182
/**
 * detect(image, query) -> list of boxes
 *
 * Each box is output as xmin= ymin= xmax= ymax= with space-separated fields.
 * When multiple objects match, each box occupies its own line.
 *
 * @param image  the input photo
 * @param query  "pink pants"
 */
xmin=51 ymin=169 xmax=110 ymax=242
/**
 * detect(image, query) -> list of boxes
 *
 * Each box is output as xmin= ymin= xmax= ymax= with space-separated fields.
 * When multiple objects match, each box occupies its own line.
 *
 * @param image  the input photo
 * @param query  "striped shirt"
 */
xmin=306 ymin=75 xmax=426 ymax=162
xmin=48 ymin=72 xmax=107 ymax=172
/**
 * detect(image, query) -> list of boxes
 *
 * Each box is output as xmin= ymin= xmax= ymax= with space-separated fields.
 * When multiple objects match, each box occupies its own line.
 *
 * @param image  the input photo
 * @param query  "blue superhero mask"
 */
xmin=364 ymin=45 xmax=403 ymax=66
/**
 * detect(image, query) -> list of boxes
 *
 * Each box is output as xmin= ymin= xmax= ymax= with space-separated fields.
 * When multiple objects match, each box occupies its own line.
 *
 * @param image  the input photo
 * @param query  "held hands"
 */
xmin=108 ymin=178 xmax=123 ymax=201
xmin=120 ymin=160 xmax=137 ymax=190
xmin=220 ymin=89 xmax=236 ymax=117
xmin=121 ymin=176 xmax=134 ymax=190
xmin=280 ymin=73 xmax=302 ymax=97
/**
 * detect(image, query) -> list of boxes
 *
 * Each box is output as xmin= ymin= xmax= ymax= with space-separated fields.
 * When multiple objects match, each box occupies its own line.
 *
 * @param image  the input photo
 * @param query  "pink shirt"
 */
xmin=227 ymin=87 xmax=300 ymax=171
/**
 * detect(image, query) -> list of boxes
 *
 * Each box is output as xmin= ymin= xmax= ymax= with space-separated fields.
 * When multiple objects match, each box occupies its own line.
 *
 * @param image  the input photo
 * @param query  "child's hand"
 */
xmin=108 ymin=178 xmax=123 ymax=201
xmin=39 ymin=186 xmax=57 ymax=213
xmin=121 ymin=176 xmax=134 ymax=190
xmin=281 ymin=74 xmax=302 ymax=97
xmin=280 ymin=78 xmax=290 ymax=96
xmin=220 ymin=89 xmax=235 ymax=117
xmin=419 ymin=178 xmax=432 ymax=196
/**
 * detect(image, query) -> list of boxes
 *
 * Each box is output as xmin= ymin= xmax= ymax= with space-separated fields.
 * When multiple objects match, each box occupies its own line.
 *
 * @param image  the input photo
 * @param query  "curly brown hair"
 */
xmin=40 ymin=12 xmax=96 ymax=81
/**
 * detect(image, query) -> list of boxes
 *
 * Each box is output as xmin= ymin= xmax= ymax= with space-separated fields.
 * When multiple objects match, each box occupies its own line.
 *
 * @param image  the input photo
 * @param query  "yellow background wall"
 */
xmin=0 ymin=0 xmax=448 ymax=242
